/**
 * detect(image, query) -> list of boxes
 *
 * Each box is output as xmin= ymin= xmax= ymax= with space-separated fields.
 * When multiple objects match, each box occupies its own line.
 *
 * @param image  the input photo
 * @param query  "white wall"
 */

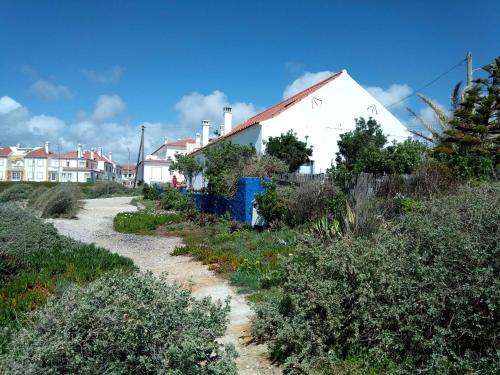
xmin=260 ymin=70 xmax=409 ymax=173
xmin=143 ymin=162 xmax=173 ymax=185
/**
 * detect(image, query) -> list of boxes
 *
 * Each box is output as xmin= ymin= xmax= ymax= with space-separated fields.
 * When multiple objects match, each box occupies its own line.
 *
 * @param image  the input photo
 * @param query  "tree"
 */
xmin=266 ymin=130 xmax=313 ymax=173
xmin=330 ymin=117 xmax=427 ymax=190
xmin=335 ymin=117 xmax=387 ymax=172
xmin=169 ymin=153 xmax=202 ymax=189
xmin=204 ymin=141 xmax=256 ymax=197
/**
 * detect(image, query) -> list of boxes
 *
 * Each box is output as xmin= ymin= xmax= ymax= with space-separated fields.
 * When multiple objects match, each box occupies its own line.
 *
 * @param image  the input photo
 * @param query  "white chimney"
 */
xmin=202 ymin=120 xmax=210 ymax=147
xmin=90 ymin=148 xmax=95 ymax=159
xmin=195 ymin=132 xmax=201 ymax=148
xmin=109 ymin=152 xmax=112 ymax=161
xmin=223 ymin=107 xmax=232 ymax=135
xmin=97 ymin=147 xmax=102 ymax=156
xmin=45 ymin=141 xmax=49 ymax=154
xmin=77 ymin=144 xmax=83 ymax=158
xmin=164 ymin=137 xmax=168 ymax=145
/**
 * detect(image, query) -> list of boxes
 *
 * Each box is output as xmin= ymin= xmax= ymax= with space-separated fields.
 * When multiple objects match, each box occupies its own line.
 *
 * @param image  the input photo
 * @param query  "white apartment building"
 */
xmin=0 ymin=143 xmax=123 ymax=183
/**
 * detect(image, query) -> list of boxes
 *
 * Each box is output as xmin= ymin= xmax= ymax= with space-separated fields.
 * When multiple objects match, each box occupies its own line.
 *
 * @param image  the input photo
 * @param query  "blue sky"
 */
xmin=1 ymin=0 xmax=499 ymax=162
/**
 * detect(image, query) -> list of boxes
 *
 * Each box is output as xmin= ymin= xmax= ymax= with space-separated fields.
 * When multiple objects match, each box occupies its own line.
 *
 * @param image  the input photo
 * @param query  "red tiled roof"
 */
xmin=122 ymin=164 xmax=136 ymax=172
xmin=60 ymin=151 xmax=93 ymax=160
xmin=192 ymin=71 xmax=343 ymax=154
xmin=24 ymin=148 xmax=58 ymax=158
xmin=0 ymin=147 xmax=12 ymax=157
xmin=167 ymin=138 xmax=196 ymax=147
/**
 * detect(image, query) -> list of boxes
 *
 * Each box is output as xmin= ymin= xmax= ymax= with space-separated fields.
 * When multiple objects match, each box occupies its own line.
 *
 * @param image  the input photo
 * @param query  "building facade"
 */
xmin=190 ymin=70 xmax=409 ymax=189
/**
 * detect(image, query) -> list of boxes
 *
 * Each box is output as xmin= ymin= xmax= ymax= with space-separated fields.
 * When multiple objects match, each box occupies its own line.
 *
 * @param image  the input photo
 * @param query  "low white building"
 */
xmin=137 ymin=137 xmax=199 ymax=185
xmin=190 ymin=70 xmax=409 ymax=189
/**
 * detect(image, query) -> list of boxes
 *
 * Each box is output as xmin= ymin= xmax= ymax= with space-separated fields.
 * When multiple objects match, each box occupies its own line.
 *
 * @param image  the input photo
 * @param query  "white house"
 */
xmin=190 ymin=69 xmax=409 ymax=189
xmin=24 ymin=142 xmax=60 ymax=182
xmin=138 ymin=137 xmax=199 ymax=185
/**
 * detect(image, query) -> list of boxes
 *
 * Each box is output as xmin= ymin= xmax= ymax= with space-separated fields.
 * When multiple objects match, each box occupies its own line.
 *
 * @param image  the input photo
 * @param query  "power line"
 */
xmin=386 ymin=58 xmax=466 ymax=109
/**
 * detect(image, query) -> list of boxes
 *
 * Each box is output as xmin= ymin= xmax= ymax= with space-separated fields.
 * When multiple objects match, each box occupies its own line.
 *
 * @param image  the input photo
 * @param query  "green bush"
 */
xmin=158 ymin=187 xmax=193 ymax=211
xmin=0 ymin=203 xmax=135 ymax=352
xmin=113 ymin=211 xmax=183 ymax=234
xmin=81 ymin=181 xmax=138 ymax=198
xmin=253 ymin=183 xmax=500 ymax=374
xmin=40 ymin=184 xmax=81 ymax=218
xmin=254 ymin=180 xmax=287 ymax=225
xmin=0 ymin=184 xmax=33 ymax=202
xmin=1 ymin=272 xmax=236 ymax=374
xmin=142 ymin=183 xmax=161 ymax=200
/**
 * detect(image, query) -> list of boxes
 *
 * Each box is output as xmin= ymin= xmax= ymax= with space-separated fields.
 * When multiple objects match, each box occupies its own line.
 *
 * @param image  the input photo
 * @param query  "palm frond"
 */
xmin=451 ymin=81 xmax=462 ymax=111
xmin=407 ymin=107 xmax=442 ymax=143
xmin=417 ymin=94 xmax=451 ymax=132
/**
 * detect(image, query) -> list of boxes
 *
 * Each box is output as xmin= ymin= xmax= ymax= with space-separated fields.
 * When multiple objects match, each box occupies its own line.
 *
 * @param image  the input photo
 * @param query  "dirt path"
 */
xmin=50 ymin=197 xmax=280 ymax=375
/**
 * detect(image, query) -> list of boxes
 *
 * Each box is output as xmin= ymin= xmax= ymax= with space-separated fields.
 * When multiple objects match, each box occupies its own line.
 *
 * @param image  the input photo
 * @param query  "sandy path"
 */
xmin=50 ymin=197 xmax=279 ymax=375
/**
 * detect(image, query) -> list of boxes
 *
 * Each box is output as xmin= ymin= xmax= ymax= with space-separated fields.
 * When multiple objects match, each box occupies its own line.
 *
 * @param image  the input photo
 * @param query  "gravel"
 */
xmin=50 ymin=196 xmax=280 ymax=375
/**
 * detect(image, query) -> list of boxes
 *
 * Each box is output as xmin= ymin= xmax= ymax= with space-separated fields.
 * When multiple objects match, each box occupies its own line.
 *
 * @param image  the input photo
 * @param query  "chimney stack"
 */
xmin=195 ymin=132 xmax=201 ymax=148
xmin=201 ymin=120 xmax=210 ymax=147
xmin=223 ymin=107 xmax=232 ymax=136
xmin=97 ymin=147 xmax=102 ymax=156
xmin=77 ymin=144 xmax=83 ymax=158
xmin=90 ymin=149 xmax=95 ymax=159
xmin=109 ymin=152 xmax=112 ymax=161
xmin=164 ymin=137 xmax=168 ymax=145
xmin=45 ymin=141 xmax=49 ymax=154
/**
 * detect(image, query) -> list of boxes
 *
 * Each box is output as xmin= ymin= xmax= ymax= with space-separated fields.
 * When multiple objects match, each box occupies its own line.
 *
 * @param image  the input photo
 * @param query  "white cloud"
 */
xmin=283 ymin=70 xmax=335 ymax=99
xmin=29 ymin=80 xmax=72 ymax=100
xmin=174 ymin=90 xmax=259 ymax=134
xmin=365 ymin=84 xmax=412 ymax=112
xmin=92 ymin=94 xmax=126 ymax=122
xmin=285 ymin=61 xmax=305 ymax=75
xmin=25 ymin=115 xmax=65 ymax=136
xmin=82 ymin=65 xmax=125 ymax=83
xmin=0 ymin=96 xmax=22 ymax=114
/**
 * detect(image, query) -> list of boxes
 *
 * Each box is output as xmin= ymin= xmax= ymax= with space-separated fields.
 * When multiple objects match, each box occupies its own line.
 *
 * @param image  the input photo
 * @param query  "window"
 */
xmin=49 ymin=172 xmax=57 ymax=182
xmin=66 ymin=161 xmax=70 ymax=167
xmin=79 ymin=161 xmax=86 ymax=168
xmin=37 ymin=159 xmax=44 ymax=167
xmin=11 ymin=171 xmax=22 ymax=181
xmin=0 ymin=159 xmax=4 ymax=166
xmin=27 ymin=159 xmax=34 ymax=166
xmin=51 ymin=159 xmax=59 ymax=167
xmin=28 ymin=172 xmax=34 ymax=180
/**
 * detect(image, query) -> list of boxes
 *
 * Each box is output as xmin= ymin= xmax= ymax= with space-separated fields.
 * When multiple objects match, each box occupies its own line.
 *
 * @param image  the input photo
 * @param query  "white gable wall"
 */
xmin=260 ymin=70 xmax=409 ymax=173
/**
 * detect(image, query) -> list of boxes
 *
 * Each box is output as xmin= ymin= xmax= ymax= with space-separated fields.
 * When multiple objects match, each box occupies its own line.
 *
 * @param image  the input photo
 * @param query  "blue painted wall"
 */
xmin=186 ymin=177 xmax=268 ymax=225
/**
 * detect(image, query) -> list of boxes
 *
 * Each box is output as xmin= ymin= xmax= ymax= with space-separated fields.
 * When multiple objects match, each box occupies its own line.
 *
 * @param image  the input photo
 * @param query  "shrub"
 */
xmin=0 ymin=184 xmax=33 ymax=202
xmin=142 ymin=183 xmax=161 ymax=200
xmin=266 ymin=130 xmax=313 ymax=172
xmin=158 ymin=187 xmax=193 ymax=211
xmin=0 ymin=203 xmax=135 ymax=352
xmin=113 ymin=211 xmax=182 ymax=233
xmin=204 ymin=141 xmax=256 ymax=197
xmin=241 ymin=154 xmax=289 ymax=178
xmin=253 ymin=183 xmax=500 ymax=373
xmin=40 ymin=184 xmax=81 ymax=218
xmin=254 ymin=180 xmax=287 ymax=225
xmin=82 ymin=181 xmax=132 ymax=198
xmin=1 ymin=272 xmax=236 ymax=374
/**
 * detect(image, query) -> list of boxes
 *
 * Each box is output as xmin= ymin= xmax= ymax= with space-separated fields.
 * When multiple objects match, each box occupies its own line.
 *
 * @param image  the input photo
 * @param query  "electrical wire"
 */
xmin=386 ymin=58 xmax=466 ymax=109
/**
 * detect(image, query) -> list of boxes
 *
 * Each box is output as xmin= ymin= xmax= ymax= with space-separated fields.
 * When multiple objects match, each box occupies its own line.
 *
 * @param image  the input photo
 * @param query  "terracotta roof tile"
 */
xmin=24 ymin=148 xmax=58 ymax=158
xmin=192 ymin=71 xmax=342 ymax=154
xmin=0 ymin=147 xmax=12 ymax=156
xmin=166 ymin=138 xmax=196 ymax=147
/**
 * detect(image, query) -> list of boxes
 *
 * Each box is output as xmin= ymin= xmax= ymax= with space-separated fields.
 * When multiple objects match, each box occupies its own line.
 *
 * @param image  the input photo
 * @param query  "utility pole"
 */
xmin=133 ymin=125 xmax=145 ymax=188
xmin=466 ymin=51 xmax=473 ymax=86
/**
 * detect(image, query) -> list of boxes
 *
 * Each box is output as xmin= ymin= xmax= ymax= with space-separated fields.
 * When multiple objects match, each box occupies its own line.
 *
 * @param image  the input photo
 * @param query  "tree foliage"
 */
xmin=170 ymin=153 xmax=203 ymax=189
xmin=331 ymin=117 xmax=427 ymax=190
xmin=204 ymin=141 xmax=256 ymax=197
xmin=266 ymin=130 xmax=313 ymax=172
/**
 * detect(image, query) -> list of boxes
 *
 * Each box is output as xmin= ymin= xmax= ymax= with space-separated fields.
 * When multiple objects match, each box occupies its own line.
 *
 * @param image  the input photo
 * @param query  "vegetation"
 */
xmin=204 ymin=141 xmax=256 ymax=197
xmin=410 ymin=56 xmax=499 ymax=179
xmin=0 ymin=183 xmax=33 ymax=202
xmin=158 ymin=187 xmax=193 ymax=211
xmin=266 ymin=130 xmax=313 ymax=172
xmin=170 ymin=153 xmax=203 ymax=189
xmin=113 ymin=211 xmax=183 ymax=234
xmin=1 ymin=272 xmax=236 ymax=374
xmin=80 ymin=181 xmax=141 ymax=198
xmin=253 ymin=183 xmax=500 ymax=374
xmin=0 ymin=203 xmax=135 ymax=353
